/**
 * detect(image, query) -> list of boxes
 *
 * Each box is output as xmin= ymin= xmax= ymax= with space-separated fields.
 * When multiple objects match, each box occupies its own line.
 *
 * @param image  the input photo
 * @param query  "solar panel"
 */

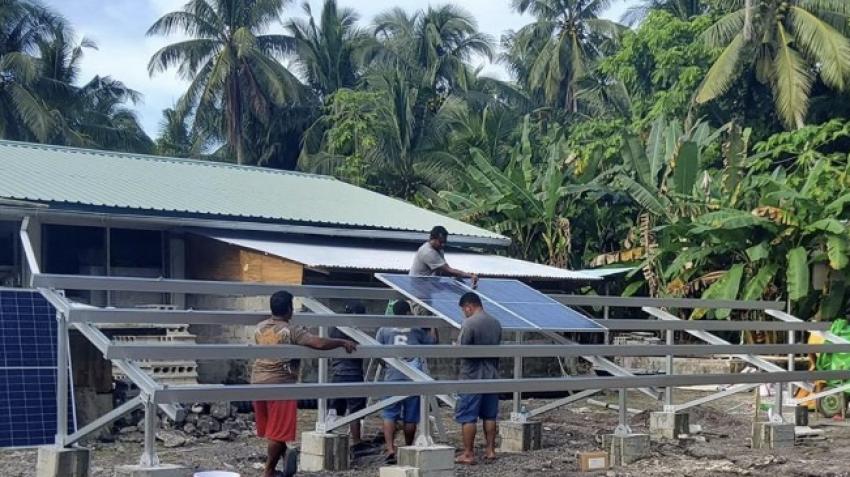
xmin=376 ymin=274 xmax=605 ymax=332
xmin=0 ymin=289 xmax=74 ymax=448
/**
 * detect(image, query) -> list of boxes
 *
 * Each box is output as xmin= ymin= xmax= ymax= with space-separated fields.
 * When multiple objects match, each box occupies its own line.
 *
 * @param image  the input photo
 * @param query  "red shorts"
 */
xmin=253 ymin=400 xmax=298 ymax=443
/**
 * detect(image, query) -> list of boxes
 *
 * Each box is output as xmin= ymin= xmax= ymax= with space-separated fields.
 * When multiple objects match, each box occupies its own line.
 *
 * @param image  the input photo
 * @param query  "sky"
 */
xmin=42 ymin=0 xmax=635 ymax=137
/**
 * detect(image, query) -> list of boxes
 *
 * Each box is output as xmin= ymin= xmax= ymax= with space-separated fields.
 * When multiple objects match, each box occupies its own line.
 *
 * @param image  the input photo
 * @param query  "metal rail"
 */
xmin=644 ymin=307 xmax=813 ymax=392
xmin=33 ymin=273 xmax=401 ymax=300
xmin=152 ymin=370 xmax=850 ymax=403
xmin=104 ymin=343 xmax=850 ymax=361
xmin=69 ymin=308 xmax=452 ymax=328
xmin=553 ymin=294 xmax=784 ymax=310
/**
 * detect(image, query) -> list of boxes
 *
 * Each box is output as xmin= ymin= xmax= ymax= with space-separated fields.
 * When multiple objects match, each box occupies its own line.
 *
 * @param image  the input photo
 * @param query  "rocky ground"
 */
xmin=4 ymin=390 xmax=850 ymax=477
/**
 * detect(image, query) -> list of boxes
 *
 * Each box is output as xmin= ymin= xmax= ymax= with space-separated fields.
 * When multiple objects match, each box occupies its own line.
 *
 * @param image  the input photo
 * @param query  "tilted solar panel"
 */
xmin=376 ymin=274 xmax=605 ymax=332
xmin=0 ymin=289 xmax=74 ymax=448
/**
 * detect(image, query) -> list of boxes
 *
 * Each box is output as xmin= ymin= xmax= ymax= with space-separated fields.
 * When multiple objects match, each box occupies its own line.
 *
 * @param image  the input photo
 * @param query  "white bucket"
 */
xmin=193 ymin=472 xmax=240 ymax=477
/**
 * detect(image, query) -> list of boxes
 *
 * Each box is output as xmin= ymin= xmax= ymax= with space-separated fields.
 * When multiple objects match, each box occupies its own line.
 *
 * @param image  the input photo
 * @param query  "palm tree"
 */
xmin=284 ymin=0 xmax=373 ymax=98
xmin=372 ymin=5 xmax=495 ymax=94
xmin=621 ymin=0 xmax=705 ymax=26
xmin=147 ymin=0 xmax=305 ymax=164
xmin=506 ymin=0 xmax=624 ymax=112
xmin=156 ymin=107 xmax=192 ymax=157
xmin=0 ymin=0 xmax=61 ymax=141
xmin=695 ymin=0 xmax=850 ymax=129
xmin=34 ymin=27 xmax=151 ymax=151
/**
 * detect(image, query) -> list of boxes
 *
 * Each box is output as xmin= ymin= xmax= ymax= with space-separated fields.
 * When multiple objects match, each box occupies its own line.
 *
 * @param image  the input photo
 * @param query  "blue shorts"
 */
xmin=455 ymin=394 xmax=499 ymax=424
xmin=382 ymin=396 xmax=420 ymax=424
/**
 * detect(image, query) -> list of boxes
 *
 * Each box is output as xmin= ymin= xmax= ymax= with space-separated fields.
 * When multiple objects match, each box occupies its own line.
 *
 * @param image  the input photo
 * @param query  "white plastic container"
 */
xmin=193 ymin=472 xmax=240 ymax=477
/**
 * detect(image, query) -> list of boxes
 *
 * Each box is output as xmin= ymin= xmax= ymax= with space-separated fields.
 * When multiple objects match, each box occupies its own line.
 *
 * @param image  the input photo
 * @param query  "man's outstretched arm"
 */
xmin=302 ymin=336 xmax=358 ymax=353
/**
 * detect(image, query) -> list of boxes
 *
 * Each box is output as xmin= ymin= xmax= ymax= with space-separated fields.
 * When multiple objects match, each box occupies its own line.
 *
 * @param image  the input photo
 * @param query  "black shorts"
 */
xmin=329 ymin=374 xmax=366 ymax=415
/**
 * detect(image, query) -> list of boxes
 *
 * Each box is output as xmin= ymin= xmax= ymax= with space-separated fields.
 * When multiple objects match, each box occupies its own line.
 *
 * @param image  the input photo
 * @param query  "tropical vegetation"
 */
xmin=4 ymin=0 xmax=850 ymax=320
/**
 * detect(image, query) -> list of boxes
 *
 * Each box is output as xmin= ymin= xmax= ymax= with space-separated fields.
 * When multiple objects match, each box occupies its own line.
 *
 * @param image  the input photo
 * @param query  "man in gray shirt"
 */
xmin=454 ymin=292 xmax=502 ymax=465
xmin=410 ymin=226 xmax=478 ymax=286
xmin=329 ymin=302 xmax=367 ymax=450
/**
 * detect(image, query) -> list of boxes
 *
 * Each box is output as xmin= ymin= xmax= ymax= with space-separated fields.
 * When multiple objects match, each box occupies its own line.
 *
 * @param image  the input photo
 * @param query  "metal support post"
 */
xmin=614 ymin=388 xmax=631 ymax=436
xmin=773 ymin=383 xmax=784 ymax=423
xmin=664 ymin=329 xmax=674 ymax=410
xmin=55 ymin=309 xmax=68 ymax=446
xmin=140 ymin=395 xmax=159 ymax=467
xmin=415 ymin=394 xmax=434 ymax=446
xmin=512 ymin=331 xmax=523 ymax=417
xmin=787 ymin=329 xmax=795 ymax=398
xmin=317 ymin=325 xmax=328 ymax=430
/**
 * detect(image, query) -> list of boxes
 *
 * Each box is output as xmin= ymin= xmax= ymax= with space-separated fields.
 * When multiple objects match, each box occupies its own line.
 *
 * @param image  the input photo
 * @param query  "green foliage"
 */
xmin=0 ymin=0 xmax=151 ymax=151
xmin=601 ymin=11 xmax=714 ymax=125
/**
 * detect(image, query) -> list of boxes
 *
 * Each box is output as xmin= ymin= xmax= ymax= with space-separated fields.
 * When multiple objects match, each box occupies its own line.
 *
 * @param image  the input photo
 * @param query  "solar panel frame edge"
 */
xmin=374 ymin=273 xmax=463 ymax=329
xmin=450 ymin=277 xmax=607 ymax=333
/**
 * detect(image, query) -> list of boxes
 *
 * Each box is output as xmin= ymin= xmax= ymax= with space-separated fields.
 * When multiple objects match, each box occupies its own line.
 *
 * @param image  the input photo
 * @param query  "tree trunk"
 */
xmin=228 ymin=75 xmax=245 ymax=165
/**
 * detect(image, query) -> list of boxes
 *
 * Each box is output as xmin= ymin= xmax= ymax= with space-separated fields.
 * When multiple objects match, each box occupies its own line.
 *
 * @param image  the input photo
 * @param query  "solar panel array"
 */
xmin=0 ymin=289 xmax=73 ymax=448
xmin=376 ymin=274 xmax=605 ymax=332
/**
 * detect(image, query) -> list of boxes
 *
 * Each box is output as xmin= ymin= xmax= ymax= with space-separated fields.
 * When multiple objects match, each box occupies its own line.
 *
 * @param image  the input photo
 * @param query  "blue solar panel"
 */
xmin=376 ymin=274 xmax=605 ymax=332
xmin=0 ymin=290 xmax=74 ymax=448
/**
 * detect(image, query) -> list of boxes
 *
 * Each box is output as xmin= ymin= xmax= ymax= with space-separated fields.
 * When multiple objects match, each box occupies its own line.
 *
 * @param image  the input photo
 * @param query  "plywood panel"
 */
xmin=186 ymin=235 xmax=303 ymax=284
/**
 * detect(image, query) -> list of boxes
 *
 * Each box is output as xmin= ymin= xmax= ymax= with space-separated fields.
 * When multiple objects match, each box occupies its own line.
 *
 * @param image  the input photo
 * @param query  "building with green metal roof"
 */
xmin=0 ymin=139 xmax=506 ymax=246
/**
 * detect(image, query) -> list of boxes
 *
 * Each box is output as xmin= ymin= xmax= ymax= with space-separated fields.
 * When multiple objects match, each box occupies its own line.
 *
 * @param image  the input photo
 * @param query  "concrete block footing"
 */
xmin=603 ymin=434 xmax=650 ymax=466
xmin=499 ymin=420 xmax=542 ymax=452
xmin=113 ymin=464 xmax=190 ymax=477
xmin=380 ymin=445 xmax=455 ymax=477
xmin=649 ymin=411 xmax=690 ymax=440
xmin=398 ymin=445 xmax=454 ymax=471
xmin=299 ymin=431 xmax=349 ymax=471
xmin=36 ymin=447 xmax=91 ymax=477
xmin=379 ymin=466 xmax=454 ymax=477
xmin=752 ymin=421 xmax=795 ymax=449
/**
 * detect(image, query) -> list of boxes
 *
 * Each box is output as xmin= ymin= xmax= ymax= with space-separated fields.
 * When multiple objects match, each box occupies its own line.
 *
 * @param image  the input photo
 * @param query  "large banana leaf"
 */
xmin=807 ymin=218 xmax=846 ymax=235
xmin=787 ymin=247 xmax=810 ymax=302
xmin=827 ymin=235 xmax=849 ymax=270
xmin=623 ymin=135 xmax=652 ymax=187
xmin=647 ymin=117 xmax=666 ymax=182
xmin=693 ymin=209 xmax=769 ymax=231
xmin=671 ymin=141 xmax=699 ymax=195
xmin=746 ymin=242 xmax=770 ymax=261
xmin=617 ymin=174 xmax=670 ymax=218
xmin=742 ymin=264 xmax=778 ymax=301
xmin=691 ymin=263 xmax=745 ymax=319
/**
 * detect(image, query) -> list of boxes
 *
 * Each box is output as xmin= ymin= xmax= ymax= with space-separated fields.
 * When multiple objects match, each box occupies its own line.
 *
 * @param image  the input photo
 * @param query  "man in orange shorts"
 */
xmin=252 ymin=291 xmax=357 ymax=477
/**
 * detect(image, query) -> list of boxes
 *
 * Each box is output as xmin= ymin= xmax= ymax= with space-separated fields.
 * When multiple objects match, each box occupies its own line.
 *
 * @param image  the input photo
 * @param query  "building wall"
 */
xmin=185 ymin=235 xmax=304 ymax=384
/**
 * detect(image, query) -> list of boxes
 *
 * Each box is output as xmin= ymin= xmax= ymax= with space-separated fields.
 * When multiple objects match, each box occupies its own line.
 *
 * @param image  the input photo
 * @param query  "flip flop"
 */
xmin=384 ymin=453 xmax=397 ymax=465
xmin=454 ymin=457 xmax=476 ymax=465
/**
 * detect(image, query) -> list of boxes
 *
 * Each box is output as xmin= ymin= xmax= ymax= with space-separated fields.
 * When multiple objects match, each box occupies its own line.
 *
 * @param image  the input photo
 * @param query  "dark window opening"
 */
xmin=43 ymin=224 xmax=106 ymax=274
xmin=110 ymin=228 xmax=163 ymax=270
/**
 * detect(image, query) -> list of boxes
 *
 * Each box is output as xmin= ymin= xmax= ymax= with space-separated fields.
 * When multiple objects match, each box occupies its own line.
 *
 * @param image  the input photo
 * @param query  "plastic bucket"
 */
xmin=193 ymin=472 xmax=240 ymax=477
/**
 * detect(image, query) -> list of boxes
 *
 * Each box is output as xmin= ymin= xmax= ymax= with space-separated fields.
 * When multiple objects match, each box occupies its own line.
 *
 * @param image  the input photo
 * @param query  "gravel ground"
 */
xmin=4 ymin=390 xmax=850 ymax=477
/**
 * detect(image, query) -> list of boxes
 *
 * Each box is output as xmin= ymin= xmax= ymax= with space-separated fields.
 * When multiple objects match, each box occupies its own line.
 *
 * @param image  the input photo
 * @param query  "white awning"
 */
xmin=194 ymin=229 xmax=602 ymax=281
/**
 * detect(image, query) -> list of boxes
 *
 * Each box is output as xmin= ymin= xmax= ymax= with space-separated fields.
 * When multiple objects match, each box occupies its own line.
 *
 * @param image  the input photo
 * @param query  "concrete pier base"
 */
xmin=113 ymin=464 xmax=189 ymax=477
xmin=603 ymin=434 xmax=650 ymax=466
xmin=499 ymin=420 xmax=542 ymax=452
xmin=649 ymin=411 xmax=690 ymax=440
xmin=379 ymin=445 xmax=454 ymax=477
xmin=752 ymin=421 xmax=795 ymax=449
xmin=300 ymin=431 xmax=349 ymax=471
xmin=36 ymin=447 xmax=91 ymax=477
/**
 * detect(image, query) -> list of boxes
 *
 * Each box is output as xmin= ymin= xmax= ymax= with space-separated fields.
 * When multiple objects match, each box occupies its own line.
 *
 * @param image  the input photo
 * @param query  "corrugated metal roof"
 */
xmin=198 ymin=229 xmax=600 ymax=280
xmin=577 ymin=267 xmax=636 ymax=279
xmin=0 ymin=140 xmax=504 ymax=241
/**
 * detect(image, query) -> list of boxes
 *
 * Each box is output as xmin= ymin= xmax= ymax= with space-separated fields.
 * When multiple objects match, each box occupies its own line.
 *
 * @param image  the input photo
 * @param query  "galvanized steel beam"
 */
xmin=151 ymin=370 xmax=850 ymax=403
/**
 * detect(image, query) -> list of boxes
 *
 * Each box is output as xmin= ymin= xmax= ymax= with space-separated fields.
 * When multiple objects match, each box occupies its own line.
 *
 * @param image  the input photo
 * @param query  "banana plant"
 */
xmin=429 ymin=116 xmax=603 ymax=265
